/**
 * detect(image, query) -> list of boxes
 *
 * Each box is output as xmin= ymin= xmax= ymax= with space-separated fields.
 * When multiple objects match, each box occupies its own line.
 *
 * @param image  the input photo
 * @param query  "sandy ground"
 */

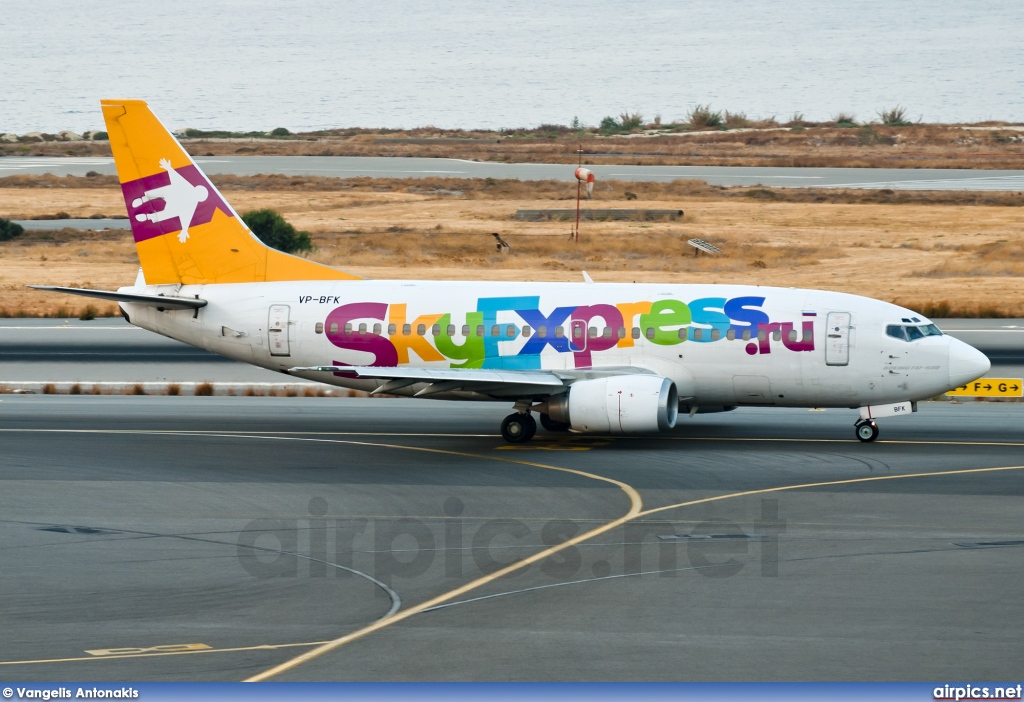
xmin=2 ymin=187 xmax=1022 ymax=316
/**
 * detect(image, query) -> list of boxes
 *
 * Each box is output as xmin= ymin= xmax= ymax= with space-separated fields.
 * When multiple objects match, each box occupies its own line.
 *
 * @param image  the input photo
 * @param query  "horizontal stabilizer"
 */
xmin=28 ymin=285 xmax=207 ymax=310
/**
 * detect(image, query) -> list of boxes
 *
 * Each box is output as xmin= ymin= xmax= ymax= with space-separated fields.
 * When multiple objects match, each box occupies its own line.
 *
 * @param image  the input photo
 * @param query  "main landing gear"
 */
xmin=855 ymin=419 xmax=880 ymax=442
xmin=501 ymin=412 xmax=537 ymax=443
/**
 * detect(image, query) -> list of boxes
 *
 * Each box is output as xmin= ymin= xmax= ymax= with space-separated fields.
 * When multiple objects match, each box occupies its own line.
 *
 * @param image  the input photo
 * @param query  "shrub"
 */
xmin=724 ymin=111 xmax=750 ymax=128
xmin=618 ymin=111 xmax=644 ymax=131
xmin=194 ymin=382 xmax=215 ymax=396
xmin=270 ymin=127 xmax=291 ymax=137
xmin=878 ymin=106 xmax=912 ymax=126
xmin=241 ymin=208 xmax=313 ymax=254
xmin=688 ymin=104 xmax=723 ymax=129
xmin=832 ymin=112 xmax=857 ymax=127
xmin=166 ymin=383 xmax=181 ymax=396
xmin=0 ymin=217 xmax=24 ymax=242
xmin=599 ymin=116 xmax=620 ymax=135
xmin=92 ymin=131 xmax=108 ymax=140
xmin=78 ymin=305 xmax=97 ymax=321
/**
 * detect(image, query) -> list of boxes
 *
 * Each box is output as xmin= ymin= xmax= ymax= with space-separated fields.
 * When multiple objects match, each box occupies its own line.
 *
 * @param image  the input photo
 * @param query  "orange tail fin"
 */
xmin=101 ymin=99 xmax=359 ymax=285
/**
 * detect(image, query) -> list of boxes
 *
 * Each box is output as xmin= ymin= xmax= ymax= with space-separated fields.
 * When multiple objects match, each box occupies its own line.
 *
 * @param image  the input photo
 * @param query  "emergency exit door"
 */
xmin=268 ymin=304 xmax=291 ymax=357
xmin=825 ymin=311 xmax=851 ymax=366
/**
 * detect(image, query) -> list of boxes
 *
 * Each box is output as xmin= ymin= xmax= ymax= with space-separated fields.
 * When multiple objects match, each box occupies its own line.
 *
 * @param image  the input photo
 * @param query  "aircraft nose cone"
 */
xmin=948 ymin=338 xmax=991 ymax=388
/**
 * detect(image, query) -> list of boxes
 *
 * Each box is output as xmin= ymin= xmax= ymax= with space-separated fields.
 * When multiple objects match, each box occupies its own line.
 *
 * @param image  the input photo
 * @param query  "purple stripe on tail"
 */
xmin=120 ymin=165 xmax=232 ymax=243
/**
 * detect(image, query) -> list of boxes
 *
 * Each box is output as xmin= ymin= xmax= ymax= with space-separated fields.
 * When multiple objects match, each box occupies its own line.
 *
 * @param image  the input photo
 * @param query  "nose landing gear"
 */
xmin=501 ymin=412 xmax=537 ymax=443
xmin=855 ymin=419 xmax=879 ymax=442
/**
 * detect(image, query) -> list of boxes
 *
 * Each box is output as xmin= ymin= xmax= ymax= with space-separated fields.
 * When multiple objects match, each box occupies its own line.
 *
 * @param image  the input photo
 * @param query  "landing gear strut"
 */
xmin=501 ymin=412 xmax=537 ymax=443
xmin=855 ymin=419 xmax=879 ymax=442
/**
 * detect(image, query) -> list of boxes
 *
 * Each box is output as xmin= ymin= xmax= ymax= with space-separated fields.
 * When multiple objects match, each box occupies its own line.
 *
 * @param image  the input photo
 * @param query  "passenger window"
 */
xmin=373 ymin=323 xmax=382 ymax=335
xmin=315 ymin=322 xmax=324 ymax=334
xmin=431 ymin=324 xmax=440 ymax=336
xmin=711 ymin=328 xmax=721 ymax=341
xmin=618 ymin=327 xmax=626 ymax=339
xmin=461 ymin=324 xmax=470 ymax=336
xmin=693 ymin=328 xmax=703 ymax=341
xmin=491 ymin=325 xmax=500 ymax=337
xmin=344 ymin=323 xmax=353 ymax=334
xmin=402 ymin=324 xmax=411 ymax=336
xmin=476 ymin=325 xmax=485 ymax=337
xmin=588 ymin=326 xmax=597 ymax=338
xmin=329 ymin=322 xmax=339 ymax=335
xmin=388 ymin=323 xmax=397 ymax=335
xmin=555 ymin=326 xmax=565 ymax=338
xmin=417 ymin=324 xmax=426 ymax=336
xmin=506 ymin=325 xmax=516 ymax=338
xmin=602 ymin=327 xmax=612 ymax=339
xmin=446 ymin=324 xmax=455 ymax=336
xmin=573 ymin=326 xmax=583 ymax=339
xmin=906 ymin=326 xmax=924 ymax=341
xmin=632 ymin=327 xmax=640 ymax=339
xmin=645 ymin=327 xmax=655 ymax=340
xmin=886 ymin=325 xmax=907 ymax=341
xmin=677 ymin=328 xmax=687 ymax=340
xmin=787 ymin=329 xmax=797 ymax=342
xmin=358 ymin=323 xmax=367 ymax=334
xmin=538 ymin=326 xmax=547 ymax=338
xmin=757 ymin=329 xmax=767 ymax=342
xmin=803 ymin=328 xmax=812 ymax=342
xmin=772 ymin=329 xmax=781 ymax=342
xmin=522 ymin=325 xmax=532 ymax=338
xmin=726 ymin=329 xmax=736 ymax=341
xmin=741 ymin=329 xmax=751 ymax=341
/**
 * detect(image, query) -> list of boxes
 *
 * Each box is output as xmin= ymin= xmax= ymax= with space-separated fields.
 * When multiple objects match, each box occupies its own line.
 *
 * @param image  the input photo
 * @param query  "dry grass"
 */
xmin=3 ymin=122 xmax=1023 ymax=169
xmin=2 ymin=179 xmax=1022 ymax=316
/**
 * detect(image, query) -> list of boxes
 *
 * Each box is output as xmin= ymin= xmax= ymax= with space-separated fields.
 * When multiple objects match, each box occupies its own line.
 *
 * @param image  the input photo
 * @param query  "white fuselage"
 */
xmin=120 ymin=280 xmax=987 ymax=409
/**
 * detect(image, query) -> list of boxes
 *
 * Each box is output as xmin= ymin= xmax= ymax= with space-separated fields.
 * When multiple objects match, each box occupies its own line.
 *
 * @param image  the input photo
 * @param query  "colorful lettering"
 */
xmin=321 ymin=295 xmax=814 ymax=370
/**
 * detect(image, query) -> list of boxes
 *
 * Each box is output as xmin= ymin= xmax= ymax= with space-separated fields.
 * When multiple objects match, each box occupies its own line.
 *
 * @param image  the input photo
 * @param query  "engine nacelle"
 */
xmin=547 ymin=376 xmax=678 ymax=434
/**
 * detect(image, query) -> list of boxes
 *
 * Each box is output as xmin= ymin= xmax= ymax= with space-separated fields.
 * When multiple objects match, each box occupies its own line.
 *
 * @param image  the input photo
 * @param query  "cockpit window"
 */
xmin=887 ymin=323 xmax=943 ymax=342
xmin=886 ymin=325 xmax=907 ymax=341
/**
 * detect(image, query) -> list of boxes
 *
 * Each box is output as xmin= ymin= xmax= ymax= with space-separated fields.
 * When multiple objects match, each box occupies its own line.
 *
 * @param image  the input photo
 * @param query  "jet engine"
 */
xmin=543 ymin=376 xmax=678 ymax=434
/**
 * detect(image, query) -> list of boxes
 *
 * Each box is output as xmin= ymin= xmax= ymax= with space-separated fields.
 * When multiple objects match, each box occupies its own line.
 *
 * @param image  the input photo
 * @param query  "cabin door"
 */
xmin=825 ymin=312 xmax=851 ymax=366
xmin=268 ymin=304 xmax=291 ymax=357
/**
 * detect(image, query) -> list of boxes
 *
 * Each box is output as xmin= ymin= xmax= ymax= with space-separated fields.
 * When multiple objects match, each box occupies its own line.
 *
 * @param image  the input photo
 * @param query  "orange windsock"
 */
xmin=575 ymin=167 xmax=595 ymax=198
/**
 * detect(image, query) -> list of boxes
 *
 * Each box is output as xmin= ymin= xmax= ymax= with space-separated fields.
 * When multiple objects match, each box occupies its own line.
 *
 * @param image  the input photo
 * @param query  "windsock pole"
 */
xmin=574 ymin=178 xmax=581 ymax=243
xmin=573 ymin=146 xmax=585 ymax=243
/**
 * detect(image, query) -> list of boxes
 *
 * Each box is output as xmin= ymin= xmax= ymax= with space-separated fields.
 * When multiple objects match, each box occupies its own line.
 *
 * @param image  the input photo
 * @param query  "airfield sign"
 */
xmin=946 ymin=379 xmax=1023 ymax=398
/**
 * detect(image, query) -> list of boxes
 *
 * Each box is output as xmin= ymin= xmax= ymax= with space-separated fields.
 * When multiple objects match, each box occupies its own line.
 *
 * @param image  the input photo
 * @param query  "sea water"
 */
xmin=2 ymin=0 xmax=1022 ymax=133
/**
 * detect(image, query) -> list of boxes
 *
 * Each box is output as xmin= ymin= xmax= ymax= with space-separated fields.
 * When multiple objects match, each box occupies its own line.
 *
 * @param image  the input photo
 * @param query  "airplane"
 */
xmin=33 ymin=99 xmax=991 ymax=444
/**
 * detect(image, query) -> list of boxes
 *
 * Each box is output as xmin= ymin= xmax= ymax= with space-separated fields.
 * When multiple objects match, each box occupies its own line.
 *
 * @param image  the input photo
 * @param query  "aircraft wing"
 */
xmin=289 ymin=365 xmax=568 ymax=397
xmin=289 ymin=364 xmax=662 ymax=398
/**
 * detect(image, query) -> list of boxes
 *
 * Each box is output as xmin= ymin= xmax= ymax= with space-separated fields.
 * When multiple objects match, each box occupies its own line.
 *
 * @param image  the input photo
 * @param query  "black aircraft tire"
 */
xmin=856 ymin=421 xmax=879 ymax=442
xmin=501 ymin=413 xmax=535 ymax=443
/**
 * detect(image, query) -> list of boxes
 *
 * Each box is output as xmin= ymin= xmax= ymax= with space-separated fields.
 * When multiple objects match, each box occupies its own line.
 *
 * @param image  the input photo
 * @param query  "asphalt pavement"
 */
xmin=0 ymin=396 xmax=1021 ymax=681
xmin=3 ymin=155 xmax=1023 ymax=190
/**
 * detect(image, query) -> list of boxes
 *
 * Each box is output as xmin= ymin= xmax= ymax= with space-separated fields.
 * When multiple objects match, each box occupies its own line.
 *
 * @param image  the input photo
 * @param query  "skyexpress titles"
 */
xmin=321 ymin=295 xmax=815 ymax=369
